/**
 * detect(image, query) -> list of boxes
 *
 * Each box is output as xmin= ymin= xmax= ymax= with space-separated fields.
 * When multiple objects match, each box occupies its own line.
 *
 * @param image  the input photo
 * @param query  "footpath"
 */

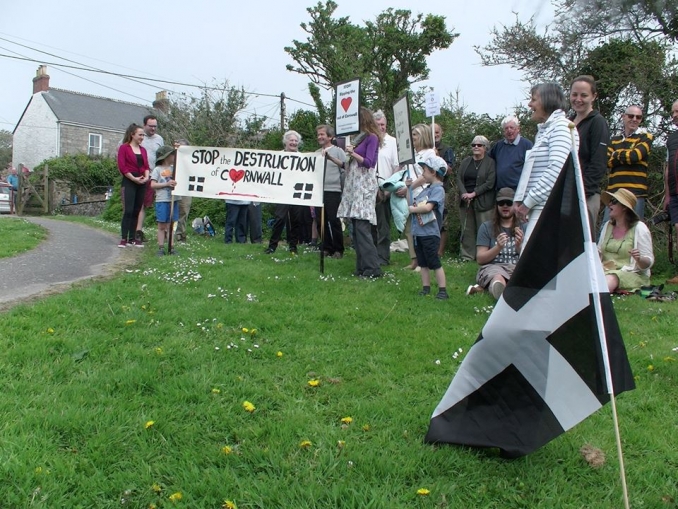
xmin=0 ymin=216 xmax=129 ymax=310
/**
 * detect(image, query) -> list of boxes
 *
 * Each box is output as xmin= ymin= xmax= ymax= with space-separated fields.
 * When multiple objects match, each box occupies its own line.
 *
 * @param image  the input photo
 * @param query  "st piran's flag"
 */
xmin=425 ymin=156 xmax=635 ymax=458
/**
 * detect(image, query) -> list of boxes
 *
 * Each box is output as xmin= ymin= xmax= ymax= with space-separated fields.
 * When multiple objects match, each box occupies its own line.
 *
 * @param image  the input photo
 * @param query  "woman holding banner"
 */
xmin=338 ymin=107 xmax=384 ymax=278
xmin=265 ymin=130 xmax=304 ymax=255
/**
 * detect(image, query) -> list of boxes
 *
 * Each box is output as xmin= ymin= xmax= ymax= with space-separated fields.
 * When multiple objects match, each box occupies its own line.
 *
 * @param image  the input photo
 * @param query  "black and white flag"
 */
xmin=425 ymin=155 xmax=635 ymax=458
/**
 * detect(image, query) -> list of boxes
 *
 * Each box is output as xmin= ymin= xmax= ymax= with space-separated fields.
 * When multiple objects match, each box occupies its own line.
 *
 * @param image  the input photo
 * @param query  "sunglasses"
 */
xmin=497 ymin=200 xmax=513 ymax=207
xmin=471 ymin=144 xmax=485 ymax=148
xmin=625 ymin=114 xmax=643 ymax=120
xmin=609 ymin=198 xmax=619 ymax=205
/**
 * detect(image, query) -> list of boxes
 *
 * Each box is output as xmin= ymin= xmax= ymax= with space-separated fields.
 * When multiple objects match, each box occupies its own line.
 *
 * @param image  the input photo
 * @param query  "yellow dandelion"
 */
xmin=154 ymin=347 xmax=163 ymax=355
xmin=223 ymin=501 xmax=237 ymax=509
xmin=141 ymin=305 xmax=147 ymax=310
xmin=242 ymin=401 xmax=256 ymax=413
xmin=125 ymin=319 xmax=137 ymax=325
xmin=417 ymin=488 xmax=431 ymax=496
xmin=341 ymin=416 xmax=353 ymax=424
xmin=221 ymin=445 xmax=233 ymax=455
xmin=337 ymin=440 xmax=346 ymax=449
xmin=362 ymin=424 xmax=371 ymax=432
xmin=648 ymin=365 xmax=655 ymax=371
xmin=299 ymin=440 xmax=312 ymax=448
xmin=663 ymin=356 xmax=675 ymax=362
xmin=149 ymin=504 xmax=157 ymax=509
xmin=217 ymin=323 xmax=223 ymax=329
xmin=169 ymin=492 xmax=183 ymax=502
xmin=308 ymin=379 xmax=320 ymax=387
xmin=276 ymin=351 xmax=283 ymax=358
xmin=152 ymin=483 xmax=162 ymax=493
xmin=47 ymin=327 xmax=54 ymax=334
xmin=145 ymin=420 xmax=155 ymax=429
xmin=242 ymin=327 xmax=249 ymax=333
xmin=35 ymin=466 xmax=42 ymax=474
xmin=251 ymin=329 xmax=257 ymax=335
xmin=211 ymin=388 xmax=221 ymax=394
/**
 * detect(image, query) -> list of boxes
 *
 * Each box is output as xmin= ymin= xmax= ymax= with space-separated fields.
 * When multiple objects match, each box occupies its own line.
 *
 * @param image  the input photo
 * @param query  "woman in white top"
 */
xmin=514 ymin=83 xmax=579 ymax=248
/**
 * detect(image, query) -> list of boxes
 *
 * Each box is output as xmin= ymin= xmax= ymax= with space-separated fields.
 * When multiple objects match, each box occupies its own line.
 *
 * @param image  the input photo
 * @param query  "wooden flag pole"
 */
xmin=568 ymin=124 xmax=630 ymax=509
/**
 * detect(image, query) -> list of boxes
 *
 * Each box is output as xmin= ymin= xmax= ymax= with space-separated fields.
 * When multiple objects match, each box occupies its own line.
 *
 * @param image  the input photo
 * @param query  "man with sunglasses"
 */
xmin=466 ymin=188 xmax=525 ymax=299
xmin=605 ymin=105 xmax=654 ymax=219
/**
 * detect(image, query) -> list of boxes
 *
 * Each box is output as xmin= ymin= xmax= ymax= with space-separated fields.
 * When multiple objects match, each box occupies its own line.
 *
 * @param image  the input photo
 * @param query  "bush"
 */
xmin=34 ymin=154 xmax=119 ymax=195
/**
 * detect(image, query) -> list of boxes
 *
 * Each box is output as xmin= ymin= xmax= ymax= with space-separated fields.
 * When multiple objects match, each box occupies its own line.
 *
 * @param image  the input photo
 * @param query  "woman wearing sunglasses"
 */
xmin=598 ymin=188 xmax=653 ymax=292
xmin=456 ymin=135 xmax=496 ymax=260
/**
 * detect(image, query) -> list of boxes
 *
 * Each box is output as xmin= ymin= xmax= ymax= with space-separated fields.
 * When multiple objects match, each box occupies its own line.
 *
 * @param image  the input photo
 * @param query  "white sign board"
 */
xmin=334 ymin=77 xmax=360 ymax=136
xmin=393 ymin=93 xmax=415 ymax=165
xmin=174 ymin=146 xmax=324 ymax=207
xmin=425 ymin=91 xmax=440 ymax=117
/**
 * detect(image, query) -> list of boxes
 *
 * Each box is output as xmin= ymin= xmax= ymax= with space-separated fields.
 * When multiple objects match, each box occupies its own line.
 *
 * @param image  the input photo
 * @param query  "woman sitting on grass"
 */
xmin=598 ymin=188 xmax=654 ymax=293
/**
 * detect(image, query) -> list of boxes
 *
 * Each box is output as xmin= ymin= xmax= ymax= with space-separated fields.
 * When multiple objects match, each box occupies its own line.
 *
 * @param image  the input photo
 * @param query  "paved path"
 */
xmin=0 ymin=217 xmax=127 ymax=308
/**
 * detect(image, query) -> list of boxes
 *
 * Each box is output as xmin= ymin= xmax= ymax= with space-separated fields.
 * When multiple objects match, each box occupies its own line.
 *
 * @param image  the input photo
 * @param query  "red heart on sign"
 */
xmin=229 ymin=169 xmax=245 ymax=183
xmin=340 ymin=97 xmax=352 ymax=112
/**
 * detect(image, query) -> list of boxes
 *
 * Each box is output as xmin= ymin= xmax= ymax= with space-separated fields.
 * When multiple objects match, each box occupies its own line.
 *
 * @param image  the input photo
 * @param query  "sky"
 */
xmin=0 ymin=0 xmax=554 ymax=133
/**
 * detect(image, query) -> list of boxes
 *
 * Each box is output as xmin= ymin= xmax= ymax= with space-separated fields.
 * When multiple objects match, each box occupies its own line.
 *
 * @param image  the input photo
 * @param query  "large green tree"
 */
xmin=285 ymin=1 xmax=457 ymax=117
xmin=475 ymin=0 xmax=678 ymax=132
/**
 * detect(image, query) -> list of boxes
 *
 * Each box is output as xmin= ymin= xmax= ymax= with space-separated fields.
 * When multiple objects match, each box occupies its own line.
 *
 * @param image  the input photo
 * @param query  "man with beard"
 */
xmin=467 ymin=187 xmax=525 ymax=299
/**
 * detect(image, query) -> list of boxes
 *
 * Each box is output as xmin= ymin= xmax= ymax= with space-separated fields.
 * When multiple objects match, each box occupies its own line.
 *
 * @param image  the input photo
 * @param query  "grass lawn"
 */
xmin=0 ymin=216 xmax=47 ymax=258
xmin=1 ymin=218 xmax=677 ymax=508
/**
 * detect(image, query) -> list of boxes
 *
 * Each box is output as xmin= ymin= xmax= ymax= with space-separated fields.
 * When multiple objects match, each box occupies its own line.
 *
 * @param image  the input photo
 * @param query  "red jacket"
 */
xmin=117 ymin=144 xmax=149 ymax=176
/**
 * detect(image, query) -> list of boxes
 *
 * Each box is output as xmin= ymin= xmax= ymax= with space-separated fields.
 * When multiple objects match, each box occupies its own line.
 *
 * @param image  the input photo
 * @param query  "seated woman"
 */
xmin=598 ymin=188 xmax=654 ymax=292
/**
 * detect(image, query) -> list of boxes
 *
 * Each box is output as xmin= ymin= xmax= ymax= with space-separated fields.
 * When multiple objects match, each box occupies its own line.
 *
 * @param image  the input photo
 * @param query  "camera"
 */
xmin=651 ymin=211 xmax=670 ymax=225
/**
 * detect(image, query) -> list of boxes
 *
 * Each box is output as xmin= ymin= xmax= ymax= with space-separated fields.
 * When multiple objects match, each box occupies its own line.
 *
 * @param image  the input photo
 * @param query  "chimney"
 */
xmin=33 ymin=65 xmax=50 ymax=94
xmin=153 ymin=90 xmax=169 ymax=113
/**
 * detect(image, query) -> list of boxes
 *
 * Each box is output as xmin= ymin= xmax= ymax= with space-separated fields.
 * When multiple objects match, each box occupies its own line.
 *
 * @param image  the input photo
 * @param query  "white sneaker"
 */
xmin=490 ymin=280 xmax=506 ymax=299
xmin=466 ymin=284 xmax=483 ymax=296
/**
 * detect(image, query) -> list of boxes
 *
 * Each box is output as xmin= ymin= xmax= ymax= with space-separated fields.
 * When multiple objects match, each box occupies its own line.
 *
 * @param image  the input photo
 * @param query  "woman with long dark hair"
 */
xmin=117 ymin=123 xmax=149 ymax=247
xmin=338 ymin=107 xmax=384 ymax=278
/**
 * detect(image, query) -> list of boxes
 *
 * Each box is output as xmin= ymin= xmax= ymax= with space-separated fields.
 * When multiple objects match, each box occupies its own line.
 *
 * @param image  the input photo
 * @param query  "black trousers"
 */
xmin=121 ymin=178 xmax=145 ymax=241
xmin=268 ymin=204 xmax=302 ymax=251
xmin=373 ymin=198 xmax=392 ymax=265
xmin=320 ymin=191 xmax=344 ymax=255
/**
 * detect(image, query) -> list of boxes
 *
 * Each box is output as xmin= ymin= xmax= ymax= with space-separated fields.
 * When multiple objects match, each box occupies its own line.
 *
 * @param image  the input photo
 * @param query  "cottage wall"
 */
xmin=59 ymin=124 xmax=123 ymax=159
xmin=12 ymin=94 xmax=58 ymax=170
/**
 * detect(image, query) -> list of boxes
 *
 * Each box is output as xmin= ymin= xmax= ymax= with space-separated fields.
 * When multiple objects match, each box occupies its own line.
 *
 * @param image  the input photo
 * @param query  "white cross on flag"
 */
xmin=425 ymin=156 xmax=635 ymax=458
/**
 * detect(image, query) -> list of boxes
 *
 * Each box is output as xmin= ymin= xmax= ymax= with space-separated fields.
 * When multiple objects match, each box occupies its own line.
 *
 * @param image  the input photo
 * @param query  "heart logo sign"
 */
xmin=229 ymin=169 xmax=245 ymax=183
xmin=340 ymin=97 xmax=352 ymax=112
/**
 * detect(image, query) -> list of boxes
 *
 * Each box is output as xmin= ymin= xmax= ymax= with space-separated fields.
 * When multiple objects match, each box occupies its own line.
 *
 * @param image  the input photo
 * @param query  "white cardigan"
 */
xmin=598 ymin=220 xmax=654 ymax=278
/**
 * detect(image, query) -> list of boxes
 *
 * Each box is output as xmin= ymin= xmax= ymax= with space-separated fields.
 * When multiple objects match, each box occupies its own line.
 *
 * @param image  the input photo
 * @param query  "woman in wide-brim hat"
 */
xmin=598 ymin=188 xmax=654 ymax=292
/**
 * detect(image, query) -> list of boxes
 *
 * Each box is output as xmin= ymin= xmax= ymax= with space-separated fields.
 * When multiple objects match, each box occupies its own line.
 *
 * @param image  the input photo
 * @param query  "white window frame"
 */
xmin=88 ymin=133 xmax=103 ymax=156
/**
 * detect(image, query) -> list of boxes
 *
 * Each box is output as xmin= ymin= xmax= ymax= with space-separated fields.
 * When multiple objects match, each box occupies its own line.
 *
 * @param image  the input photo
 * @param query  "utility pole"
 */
xmin=280 ymin=92 xmax=287 ymax=131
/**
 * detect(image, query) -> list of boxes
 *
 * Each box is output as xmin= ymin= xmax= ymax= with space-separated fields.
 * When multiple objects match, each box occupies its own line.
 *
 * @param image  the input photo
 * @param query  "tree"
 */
xmin=285 ymin=1 xmax=457 ymax=118
xmin=475 ymin=1 xmax=678 ymax=132
xmin=0 ymin=130 xmax=12 ymax=171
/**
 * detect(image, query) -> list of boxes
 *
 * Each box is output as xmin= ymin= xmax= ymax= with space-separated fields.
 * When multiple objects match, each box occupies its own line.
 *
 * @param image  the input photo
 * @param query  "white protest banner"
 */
xmin=173 ymin=146 xmax=324 ymax=207
xmin=393 ymin=93 xmax=415 ymax=165
xmin=334 ymin=77 xmax=360 ymax=136
xmin=425 ymin=90 xmax=440 ymax=117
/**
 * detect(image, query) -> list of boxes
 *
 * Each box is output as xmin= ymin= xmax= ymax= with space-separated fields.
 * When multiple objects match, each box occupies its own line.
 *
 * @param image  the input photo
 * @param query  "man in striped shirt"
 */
xmin=605 ymin=105 xmax=654 ymax=219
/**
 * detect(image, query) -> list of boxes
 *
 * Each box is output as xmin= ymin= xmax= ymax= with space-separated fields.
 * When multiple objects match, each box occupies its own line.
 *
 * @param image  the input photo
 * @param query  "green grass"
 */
xmin=1 ymin=220 xmax=677 ymax=508
xmin=0 ymin=217 xmax=47 ymax=258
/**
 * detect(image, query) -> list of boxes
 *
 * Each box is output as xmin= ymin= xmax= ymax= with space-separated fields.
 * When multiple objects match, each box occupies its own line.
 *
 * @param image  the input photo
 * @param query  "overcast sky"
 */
xmin=0 ymin=0 xmax=554 ymax=132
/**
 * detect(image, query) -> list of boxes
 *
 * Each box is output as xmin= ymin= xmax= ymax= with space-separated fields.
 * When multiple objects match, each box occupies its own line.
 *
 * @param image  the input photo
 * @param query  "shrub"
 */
xmin=34 ymin=154 xmax=118 ymax=195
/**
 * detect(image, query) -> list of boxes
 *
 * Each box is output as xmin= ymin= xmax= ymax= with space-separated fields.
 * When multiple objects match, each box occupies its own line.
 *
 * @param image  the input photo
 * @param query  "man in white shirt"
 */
xmin=373 ymin=110 xmax=400 ymax=266
xmin=137 ymin=115 xmax=164 ymax=242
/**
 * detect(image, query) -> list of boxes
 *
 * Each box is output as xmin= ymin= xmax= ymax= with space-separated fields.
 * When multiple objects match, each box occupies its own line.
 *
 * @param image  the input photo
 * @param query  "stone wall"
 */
xmin=57 ymin=200 xmax=107 ymax=216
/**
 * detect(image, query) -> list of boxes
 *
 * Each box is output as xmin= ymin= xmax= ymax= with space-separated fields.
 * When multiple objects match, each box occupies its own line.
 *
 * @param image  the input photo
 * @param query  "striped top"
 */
xmin=606 ymin=130 xmax=654 ymax=197
xmin=516 ymin=110 xmax=578 ymax=210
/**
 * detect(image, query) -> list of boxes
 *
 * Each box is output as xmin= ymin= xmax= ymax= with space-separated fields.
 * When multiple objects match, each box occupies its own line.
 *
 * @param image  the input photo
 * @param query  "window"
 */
xmin=88 ymin=133 xmax=103 ymax=155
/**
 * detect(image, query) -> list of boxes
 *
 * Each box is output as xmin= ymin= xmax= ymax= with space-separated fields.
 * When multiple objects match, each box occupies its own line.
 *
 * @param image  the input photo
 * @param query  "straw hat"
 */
xmin=601 ymin=188 xmax=638 ymax=217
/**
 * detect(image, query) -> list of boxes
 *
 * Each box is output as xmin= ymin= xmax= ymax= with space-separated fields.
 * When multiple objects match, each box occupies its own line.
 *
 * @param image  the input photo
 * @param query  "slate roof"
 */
xmin=41 ymin=89 xmax=153 ymax=131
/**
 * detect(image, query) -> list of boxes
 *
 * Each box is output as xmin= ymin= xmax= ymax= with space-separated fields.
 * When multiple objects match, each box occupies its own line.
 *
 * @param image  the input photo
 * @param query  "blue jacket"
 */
xmin=381 ymin=169 xmax=409 ymax=232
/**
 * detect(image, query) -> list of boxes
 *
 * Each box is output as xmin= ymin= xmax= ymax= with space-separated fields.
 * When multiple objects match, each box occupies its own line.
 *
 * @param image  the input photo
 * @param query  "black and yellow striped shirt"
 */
xmin=606 ymin=131 xmax=654 ymax=197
